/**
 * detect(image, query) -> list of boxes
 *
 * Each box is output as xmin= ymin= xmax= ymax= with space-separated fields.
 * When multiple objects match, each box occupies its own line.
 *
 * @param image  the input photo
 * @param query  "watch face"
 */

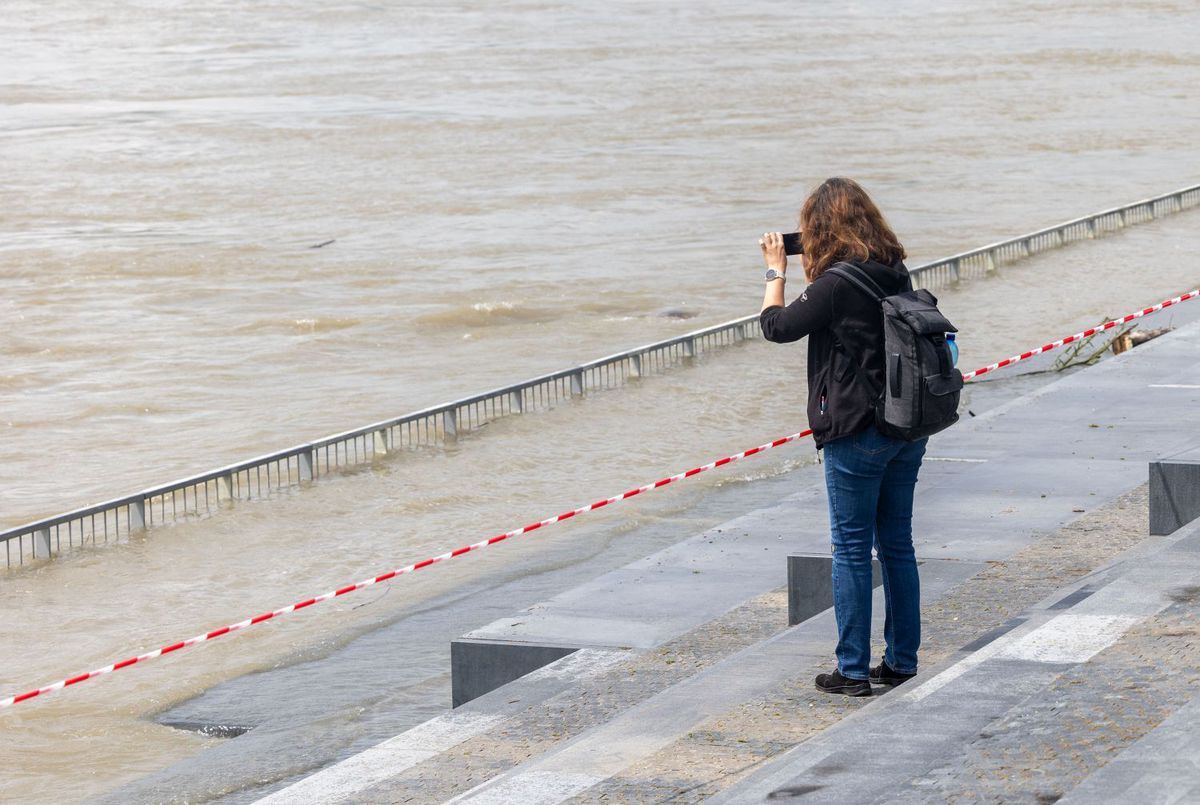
xmin=766 ymin=269 xmax=780 ymax=281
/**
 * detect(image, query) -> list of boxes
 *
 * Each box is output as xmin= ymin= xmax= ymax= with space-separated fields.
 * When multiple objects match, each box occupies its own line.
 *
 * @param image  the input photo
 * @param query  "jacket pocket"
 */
xmin=807 ymin=365 xmax=832 ymax=440
xmin=832 ymin=343 xmax=855 ymax=383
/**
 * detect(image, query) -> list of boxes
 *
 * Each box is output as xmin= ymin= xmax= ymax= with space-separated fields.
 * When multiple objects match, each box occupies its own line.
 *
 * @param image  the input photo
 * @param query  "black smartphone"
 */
xmin=782 ymin=232 xmax=803 ymax=255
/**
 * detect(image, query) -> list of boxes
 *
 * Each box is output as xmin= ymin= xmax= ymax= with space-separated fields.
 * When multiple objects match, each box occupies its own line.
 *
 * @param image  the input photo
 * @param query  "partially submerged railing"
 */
xmin=2 ymin=322 xmax=753 ymax=568
xmin=910 ymin=185 xmax=1200 ymax=287
xmin=4 ymin=183 xmax=1198 ymax=567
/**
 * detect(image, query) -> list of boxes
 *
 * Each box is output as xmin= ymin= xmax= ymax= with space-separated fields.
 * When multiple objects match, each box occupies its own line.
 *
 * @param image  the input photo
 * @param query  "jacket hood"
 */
xmin=846 ymin=257 xmax=911 ymax=294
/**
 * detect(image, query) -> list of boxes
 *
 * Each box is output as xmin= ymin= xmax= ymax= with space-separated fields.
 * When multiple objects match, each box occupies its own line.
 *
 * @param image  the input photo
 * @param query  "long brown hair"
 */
xmin=799 ymin=178 xmax=905 ymax=282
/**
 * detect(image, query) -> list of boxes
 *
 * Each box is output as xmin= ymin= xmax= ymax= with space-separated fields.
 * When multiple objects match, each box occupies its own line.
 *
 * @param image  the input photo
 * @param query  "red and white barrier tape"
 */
xmin=0 ymin=432 xmax=810 ymax=709
xmin=3 ymin=288 xmax=1196 ymax=710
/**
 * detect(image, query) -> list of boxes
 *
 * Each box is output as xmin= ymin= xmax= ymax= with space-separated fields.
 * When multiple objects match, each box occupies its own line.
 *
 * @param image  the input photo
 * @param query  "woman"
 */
xmin=758 ymin=177 xmax=925 ymax=697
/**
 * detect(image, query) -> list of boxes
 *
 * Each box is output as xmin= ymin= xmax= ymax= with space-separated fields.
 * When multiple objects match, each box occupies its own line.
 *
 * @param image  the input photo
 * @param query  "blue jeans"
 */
xmin=822 ymin=425 xmax=927 ymax=680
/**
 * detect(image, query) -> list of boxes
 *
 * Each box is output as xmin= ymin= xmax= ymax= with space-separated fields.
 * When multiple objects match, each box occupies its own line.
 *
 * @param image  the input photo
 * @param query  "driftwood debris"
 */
xmin=1130 ymin=325 xmax=1172 ymax=346
xmin=1110 ymin=325 xmax=1171 ymax=356
xmin=975 ymin=319 xmax=1175 ymax=381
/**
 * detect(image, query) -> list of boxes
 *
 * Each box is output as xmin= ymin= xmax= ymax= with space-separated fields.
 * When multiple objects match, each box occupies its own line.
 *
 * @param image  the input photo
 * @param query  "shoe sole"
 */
xmin=815 ymin=682 xmax=872 ymax=697
xmin=870 ymin=678 xmax=914 ymax=687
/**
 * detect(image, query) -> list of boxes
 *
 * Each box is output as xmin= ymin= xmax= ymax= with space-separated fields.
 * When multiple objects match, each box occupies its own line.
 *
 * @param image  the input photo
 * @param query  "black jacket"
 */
xmin=760 ymin=258 xmax=911 ymax=448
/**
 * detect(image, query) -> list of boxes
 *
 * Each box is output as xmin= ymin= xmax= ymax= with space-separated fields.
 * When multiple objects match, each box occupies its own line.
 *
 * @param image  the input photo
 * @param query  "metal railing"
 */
xmin=4 ymin=183 xmax=1198 ymax=568
xmin=909 ymin=185 xmax=1200 ymax=287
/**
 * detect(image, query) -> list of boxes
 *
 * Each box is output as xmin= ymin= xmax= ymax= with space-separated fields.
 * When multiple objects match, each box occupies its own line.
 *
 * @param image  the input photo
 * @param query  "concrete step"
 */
xmin=256 ymin=555 xmax=980 ymax=805
xmin=428 ymin=484 xmax=1169 ymax=805
xmin=1057 ymin=691 xmax=1200 ymax=804
xmin=708 ymin=515 xmax=1200 ymax=804
xmin=255 ymin=585 xmax=796 ymax=804
xmin=262 ymin=480 xmax=1173 ymax=805
xmin=439 ymin=559 xmax=980 ymax=805
xmin=446 ymin=478 xmax=834 ymax=708
xmin=252 ymin=647 xmax=631 ymax=805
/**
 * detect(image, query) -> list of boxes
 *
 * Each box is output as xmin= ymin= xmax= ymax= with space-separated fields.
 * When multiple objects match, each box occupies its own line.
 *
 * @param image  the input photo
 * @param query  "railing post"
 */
xmin=129 ymin=498 xmax=146 ymax=532
xmin=217 ymin=473 xmax=234 ymax=501
xmin=443 ymin=409 xmax=458 ymax=441
xmin=1086 ymin=219 xmax=1096 ymax=238
xmin=34 ymin=528 xmax=51 ymax=558
xmin=950 ymin=258 xmax=960 ymax=281
xmin=1118 ymin=209 xmax=1127 ymax=227
xmin=298 ymin=448 xmax=314 ymax=481
xmin=570 ymin=370 xmax=584 ymax=396
xmin=373 ymin=429 xmax=389 ymax=456
xmin=985 ymin=250 xmax=997 ymax=272
xmin=630 ymin=353 xmax=643 ymax=378
xmin=509 ymin=390 xmax=524 ymax=413
xmin=683 ymin=337 xmax=695 ymax=358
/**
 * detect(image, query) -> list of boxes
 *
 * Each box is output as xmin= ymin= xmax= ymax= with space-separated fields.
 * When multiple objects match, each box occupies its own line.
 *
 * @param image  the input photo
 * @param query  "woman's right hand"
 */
xmin=759 ymin=231 xmax=787 ymax=273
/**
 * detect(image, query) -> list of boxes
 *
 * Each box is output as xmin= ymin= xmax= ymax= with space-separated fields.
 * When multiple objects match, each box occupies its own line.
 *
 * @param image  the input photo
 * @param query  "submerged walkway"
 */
xmin=106 ymin=312 xmax=1200 ymax=803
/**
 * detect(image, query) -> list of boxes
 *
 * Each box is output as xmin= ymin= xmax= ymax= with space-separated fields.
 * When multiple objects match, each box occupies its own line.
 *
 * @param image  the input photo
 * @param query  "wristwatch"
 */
xmin=765 ymin=268 xmax=786 ymax=283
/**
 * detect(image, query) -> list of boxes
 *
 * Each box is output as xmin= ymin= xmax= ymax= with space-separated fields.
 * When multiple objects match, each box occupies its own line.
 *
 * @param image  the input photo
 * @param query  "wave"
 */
xmin=232 ymin=317 xmax=363 ymax=336
xmin=415 ymin=301 xmax=560 ymax=329
xmin=0 ymin=373 xmax=44 ymax=390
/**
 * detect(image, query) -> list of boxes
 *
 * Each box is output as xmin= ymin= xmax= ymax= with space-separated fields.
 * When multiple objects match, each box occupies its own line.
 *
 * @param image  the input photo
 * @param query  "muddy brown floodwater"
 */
xmin=1 ymin=1 xmax=1199 ymax=802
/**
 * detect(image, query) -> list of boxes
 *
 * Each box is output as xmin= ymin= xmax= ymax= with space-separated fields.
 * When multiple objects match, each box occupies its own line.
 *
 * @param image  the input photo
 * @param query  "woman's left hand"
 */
xmin=759 ymin=231 xmax=786 ymax=272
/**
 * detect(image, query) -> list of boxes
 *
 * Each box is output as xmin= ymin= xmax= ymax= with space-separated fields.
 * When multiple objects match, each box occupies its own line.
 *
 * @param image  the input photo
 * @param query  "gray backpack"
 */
xmin=827 ymin=263 xmax=963 ymax=441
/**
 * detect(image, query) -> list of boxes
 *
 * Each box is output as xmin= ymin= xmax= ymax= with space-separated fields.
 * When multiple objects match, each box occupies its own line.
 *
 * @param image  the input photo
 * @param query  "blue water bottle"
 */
xmin=946 ymin=333 xmax=959 ymax=366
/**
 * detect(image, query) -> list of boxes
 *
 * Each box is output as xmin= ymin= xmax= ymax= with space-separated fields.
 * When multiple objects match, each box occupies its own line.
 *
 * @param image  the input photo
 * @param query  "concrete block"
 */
xmin=217 ymin=473 xmax=233 ymax=501
xmin=34 ymin=528 xmax=52 ymax=559
xmin=451 ymin=639 xmax=578 ymax=708
xmin=1150 ymin=448 xmax=1200 ymax=535
xmin=298 ymin=448 xmax=314 ymax=481
xmin=787 ymin=554 xmax=882 ymax=626
xmin=129 ymin=498 xmax=146 ymax=531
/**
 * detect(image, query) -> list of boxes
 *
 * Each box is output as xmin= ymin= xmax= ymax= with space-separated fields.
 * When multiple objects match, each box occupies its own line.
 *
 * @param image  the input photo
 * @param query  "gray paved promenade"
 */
xmin=206 ymin=314 xmax=1200 ymax=805
xmin=99 ymin=306 xmax=1200 ymax=804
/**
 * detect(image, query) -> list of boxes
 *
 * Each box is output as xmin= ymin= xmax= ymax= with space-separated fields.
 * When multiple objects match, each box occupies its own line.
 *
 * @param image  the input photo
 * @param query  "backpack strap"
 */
xmin=821 ymin=263 xmax=887 ymax=400
xmin=826 ymin=262 xmax=889 ymax=301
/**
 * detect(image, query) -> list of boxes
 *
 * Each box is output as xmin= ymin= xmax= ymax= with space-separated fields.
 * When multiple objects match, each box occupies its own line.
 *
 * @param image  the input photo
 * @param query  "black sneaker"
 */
xmin=869 ymin=660 xmax=917 ymax=687
xmin=814 ymin=669 xmax=872 ymax=697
